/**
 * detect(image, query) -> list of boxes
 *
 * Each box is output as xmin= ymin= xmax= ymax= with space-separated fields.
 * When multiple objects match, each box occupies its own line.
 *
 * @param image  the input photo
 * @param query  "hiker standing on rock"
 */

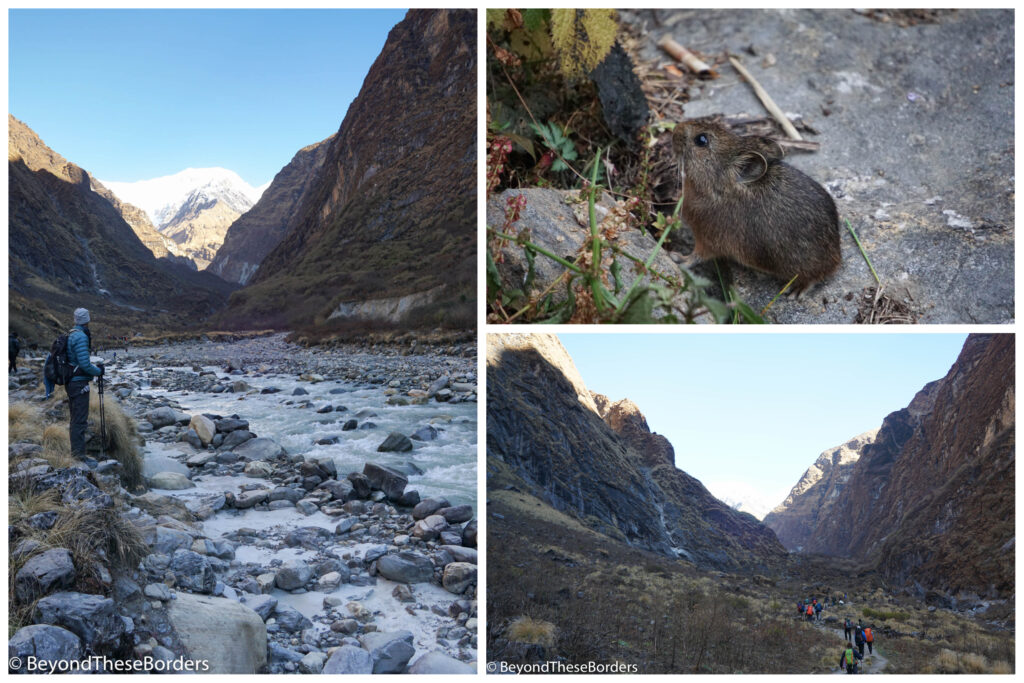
xmin=66 ymin=308 xmax=104 ymax=458
xmin=9 ymin=331 xmax=20 ymax=372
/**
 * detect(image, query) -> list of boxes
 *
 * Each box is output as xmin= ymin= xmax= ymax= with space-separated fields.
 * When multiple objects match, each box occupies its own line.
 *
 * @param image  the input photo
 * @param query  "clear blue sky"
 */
xmin=558 ymin=333 xmax=969 ymax=512
xmin=9 ymin=9 xmax=407 ymax=187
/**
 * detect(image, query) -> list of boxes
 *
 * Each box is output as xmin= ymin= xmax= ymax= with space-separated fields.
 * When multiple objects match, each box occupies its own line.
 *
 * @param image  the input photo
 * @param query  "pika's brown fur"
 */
xmin=672 ymin=119 xmax=841 ymax=294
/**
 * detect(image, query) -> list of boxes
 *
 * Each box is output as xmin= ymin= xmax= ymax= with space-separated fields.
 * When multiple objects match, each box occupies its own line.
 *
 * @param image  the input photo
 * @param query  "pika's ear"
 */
xmin=733 ymin=151 xmax=769 ymax=184
xmin=753 ymin=136 xmax=785 ymax=162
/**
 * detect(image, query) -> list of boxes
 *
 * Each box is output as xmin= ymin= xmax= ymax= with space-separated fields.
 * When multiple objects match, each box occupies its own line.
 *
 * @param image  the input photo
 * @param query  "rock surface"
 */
xmin=167 ymin=592 xmax=268 ymax=674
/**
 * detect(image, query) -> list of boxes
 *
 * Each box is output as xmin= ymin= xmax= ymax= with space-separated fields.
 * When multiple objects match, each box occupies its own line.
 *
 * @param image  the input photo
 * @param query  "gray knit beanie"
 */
xmin=74 ymin=308 xmax=90 ymax=325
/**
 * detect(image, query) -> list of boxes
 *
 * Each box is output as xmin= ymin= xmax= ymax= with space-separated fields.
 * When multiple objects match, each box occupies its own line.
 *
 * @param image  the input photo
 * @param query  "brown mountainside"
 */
xmin=207 ymin=137 xmax=332 ymax=285
xmin=487 ymin=334 xmax=786 ymax=572
xmin=220 ymin=9 xmax=476 ymax=330
xmin=768 ymin=334 xmax=1014 ymax=599
xmin=8 ymin=115 xmax=234 ymax=342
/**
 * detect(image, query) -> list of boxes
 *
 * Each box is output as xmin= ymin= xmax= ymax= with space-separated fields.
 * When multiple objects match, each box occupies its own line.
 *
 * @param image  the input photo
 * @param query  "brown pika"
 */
xmin=672 ymin=119 xmax=841 ymax=295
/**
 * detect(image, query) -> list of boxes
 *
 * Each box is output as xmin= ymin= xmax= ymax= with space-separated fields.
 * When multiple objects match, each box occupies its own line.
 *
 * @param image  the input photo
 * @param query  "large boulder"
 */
xmin=411 ymin=514 xmax=448 ymax=541
xmin=407 ymin=650 xmax=475 ymax=674
xmin=14 ymin=548 xmax=76 ymax=602
xmin=8 ymin=625 xmax=83 ymax=673
xmin=362 ymin=463 xmax=408 ymax=501
xmin=439 ymin=545 xmax=478 ymax=564
xmin=322 ymin=645 xmax=374 ymax=674
xmin=233 ymin=438 xmax=284 ymax=461
xmin=189 ymin=414 xmax=216 ymax=445
xmin=215 ymin=417 xmax=249 ymax=433
xmin=167 ymin=593 xmax=267 ymax=674
xmin=234 ymin=489 xmax=270 ymax=509
xmin=34 ymin=592 xmax=125 ymax=650
xmin=412 ymin=497 xmax=450 ymax=520
xmin=437 ymin=504 xmax=474 ymax=524
xmin=133 ymin=491 xmax=193 ymax=522
xmin=316 ymin=478 xmax=354 ymax=501
xmin=359 ymin=630 xmax=416 ymax=674
xmin=220 ymin=430 xmax=254 ymax=450
xmin=376 ymin=551 xmax=434 ymax=584
xmin=147 ymin=471 xmax=195 ymax=490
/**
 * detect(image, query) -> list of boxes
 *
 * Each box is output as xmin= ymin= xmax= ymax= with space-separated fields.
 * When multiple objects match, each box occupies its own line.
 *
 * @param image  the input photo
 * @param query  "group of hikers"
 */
xmin=839 ymin=618 xmax=876 ymax=673
xmin=795 ymin=596 xmax=877 ymax=674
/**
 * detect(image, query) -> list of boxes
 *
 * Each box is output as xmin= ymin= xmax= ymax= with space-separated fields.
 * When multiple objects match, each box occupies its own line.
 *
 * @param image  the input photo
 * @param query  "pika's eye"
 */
xmin=694 ymin=133 xmax=709 ymax=147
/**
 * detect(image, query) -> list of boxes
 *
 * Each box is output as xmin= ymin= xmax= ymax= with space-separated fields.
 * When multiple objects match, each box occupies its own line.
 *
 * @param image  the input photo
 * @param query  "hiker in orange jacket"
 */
xmin=864 ymin=625 xmax=875 ymax=654
xmin=805 ymin=603 xmax=814 ymax=622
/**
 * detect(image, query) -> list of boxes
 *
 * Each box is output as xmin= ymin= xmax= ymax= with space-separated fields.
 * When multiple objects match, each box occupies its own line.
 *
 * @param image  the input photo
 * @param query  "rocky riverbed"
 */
xmin=8 ymin=333 xmax=478 ymax=674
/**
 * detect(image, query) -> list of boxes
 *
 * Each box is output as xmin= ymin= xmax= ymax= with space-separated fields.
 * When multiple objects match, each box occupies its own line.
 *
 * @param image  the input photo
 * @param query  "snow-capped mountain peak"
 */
xmin=101 ymin=167 xmax=267 ymax=228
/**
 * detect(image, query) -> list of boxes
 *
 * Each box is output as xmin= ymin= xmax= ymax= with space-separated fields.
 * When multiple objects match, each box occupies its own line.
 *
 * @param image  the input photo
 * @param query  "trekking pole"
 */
xmin=98 ymin=374 xmax=107 ymax=458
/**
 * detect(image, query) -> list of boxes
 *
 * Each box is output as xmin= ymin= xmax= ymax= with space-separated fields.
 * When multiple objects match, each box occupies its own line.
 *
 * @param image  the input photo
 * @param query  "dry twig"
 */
xmin=728 ymin=56 xmax=802 ymax=140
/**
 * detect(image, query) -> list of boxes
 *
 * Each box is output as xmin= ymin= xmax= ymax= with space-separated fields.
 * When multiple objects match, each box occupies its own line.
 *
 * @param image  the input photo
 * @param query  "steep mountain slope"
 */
xmin=103 ymin=167 xmax=261 ymax=268
xmin=8 ymin=115 xmax=235 ymax=342
xmin=219 ymin=9 xmax=476 ymax=330
xmin=763 ymin=429 xmax=879 ymax=550
xmin=768 ymin=334 xmax=1014 ymax=599
xmin=88 ymin=179 xmax=186 ymax=263
xmin=207 ymin=136 xmax=333 ymax=285
xmin=487 ymin=334 xmax=786 ymax=572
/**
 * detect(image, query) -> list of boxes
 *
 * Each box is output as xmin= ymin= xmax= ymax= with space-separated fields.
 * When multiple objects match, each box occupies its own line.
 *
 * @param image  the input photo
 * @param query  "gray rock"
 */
xmin=317 ymin=478 xmax=354 ymax=501
xmin=335 ymin=517 xmax=358 ymax=535
xmin=220 ymin=429 xmax=254 ymax=450
xmin=145 ymin=407 xmax=179 ymax=429
xmin=284 ymin=526 xmax=332 ymax=549
xmin=8 ymin=625 xmax=83 ymax=672
xmin=426 ymin=375 xmax=450 ymax=397
xmin=14 ymin=548 xmax=75 ymax=602
xmin=148 ymin=526 xmax=194 ymax=555
xmin=316 ymin=436 xmax=340 ymax=445
xmin=438 ymin=504 xmax=474 ymax=524
xmin=376 ymin=551 xmax=434 ymax=584
xmin=376 ymin=432 xmax=413 ymax=453
xmin=412 ymin=514 xmax=448 ymax=541
xmin=397 ymin=490 xmax=421 ymax=507
xmin=148 ymin=471 xmax=195 ymax=490
xmin=133 ymin=491 xmax=193 ymax=522
xmin=442 ymin=562 xmax=477 ymax=594
xmin=215 ymin=417 xmax=249 ymax=433
xmin=364 ymin=544 xmax=388 ymax=562
xmin=412 ymin=497 xmax=450 ymax=520
xmin=170 ymin=549 xmax=216 ymax=594
xmin=410 ymin=425 xmax=439 ymax=441
xmin=167 ymin=592 xmax=267 ymax=673
xmin=268 ymin=641 xmax=304 ymax=663
xmin=363 ymin=462 xmax=408 ymax=500
xmin=243 ymin=461 xmax=275 ymax=478
xmin=234 ymin=489 xmax=270 ymax=509
xmin=359 ymin=630 xmax=416 ymax=673
xmin=34 ymin=591 xmax=125 ymax=649
xmin=270 ymin=486 xmax=303 ymax=503
xmin=462 ymin=519 xmax=477 ymax=547
xmin=292 ymin=387 xmax=309 ymax=396
xmin=322 ymin=645 xmax=374 ymax=674
xmin=273 ymin=604 xmax=313 ymax=633
xmin=185 ymin=451 xmax=218 ymax=467
xmin=233 ymin=437 xmax=284 ymax=461
xmin=242 ymin=593 xmax=277 ymax=621
xmin=299 ymin=651 xmax=328 ymax=674
xmin=268 ymin=499 xmax=295 ymax=510
xmin=144 ymin=583 xmax=173 ymax=601
xmin=440 ymin=545 xmax=478 ymax=564
xmin=407 ymin=650 xmax=476 ymax=674
xmin=341 ymin=419 xmax=358 ymax=431
xmin=275 ymin=559 xmax=313 ymax=590
xmin=295 ymin=499 xmax=319 ymax=515
xmin=316 ymin=404 xmax=334 ymax=414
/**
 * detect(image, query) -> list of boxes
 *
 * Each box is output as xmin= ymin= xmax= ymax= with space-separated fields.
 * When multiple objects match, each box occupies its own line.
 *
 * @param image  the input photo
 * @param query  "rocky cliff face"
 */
xmin=487 ymin=334 xmax=786 ymax=572
xmin=88 ymin=179 xmax=185 ymax=262
xmin=767 ymin=334 xmax=1014 ymax=599
xmin=8 ymin=115 xmax=235 ymax=341
xmin=219 ymin=9 xmax=476 ymax=330
xmin=207 ymin=137 xmax=332 ymax=285
xmin=763 ymin=429 xmax=878 ymax=551
xmin=160 ymin=192 xmax=248 ymax=270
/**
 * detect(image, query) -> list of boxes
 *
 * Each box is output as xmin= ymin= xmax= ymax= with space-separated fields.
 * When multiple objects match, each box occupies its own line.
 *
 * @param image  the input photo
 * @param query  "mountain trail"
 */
xmin=826 ymin=626 xmax=887 ymax=675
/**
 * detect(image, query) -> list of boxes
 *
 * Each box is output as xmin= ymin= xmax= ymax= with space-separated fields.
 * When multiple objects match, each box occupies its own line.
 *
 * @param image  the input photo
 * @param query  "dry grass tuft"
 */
xmin=507 ymin=617 xmax=558 ymax=647
xmin=87 ymin=390 xmax=144 ymax=491
xmin=41 ymin=425 xmax=75 ymax=469
xmin=9 ymin=402 xmax=46 ymax=444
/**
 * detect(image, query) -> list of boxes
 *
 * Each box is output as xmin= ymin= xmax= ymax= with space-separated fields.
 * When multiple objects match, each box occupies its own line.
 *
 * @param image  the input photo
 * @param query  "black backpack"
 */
xmin=44 ymin=332 xmax=78 ymax=386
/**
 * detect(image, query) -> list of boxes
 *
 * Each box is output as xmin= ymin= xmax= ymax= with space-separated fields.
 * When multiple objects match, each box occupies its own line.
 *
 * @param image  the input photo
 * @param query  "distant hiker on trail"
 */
xmin=42 ymin=353 xmax=55 ymax=400
xmin=806 ymin=603 xmax=814 ymax=622
xmin=839 ymin=643 xmax=863 ymax=674
xmin=864 ymin=625 xmax=874 ymax=654
xmin=797 ymin=600 xmax=804 ymax=617
xmin=844 ymin=617 xmax=853 ymax=641
xmin=66 ymin=308 xmax=104 ymax=458
xmin=814 ymin=601 xmax=823 ymax=621
xmin=9 ymin=332 xmax=21 ymax=372
xmin=854 ymin=624 xmax=866 ymax=656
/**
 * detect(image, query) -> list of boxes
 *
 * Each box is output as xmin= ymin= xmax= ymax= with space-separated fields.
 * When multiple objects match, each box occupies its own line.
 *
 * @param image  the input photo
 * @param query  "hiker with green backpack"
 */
xmin=838 ymin=643 xmax=863 ymax=674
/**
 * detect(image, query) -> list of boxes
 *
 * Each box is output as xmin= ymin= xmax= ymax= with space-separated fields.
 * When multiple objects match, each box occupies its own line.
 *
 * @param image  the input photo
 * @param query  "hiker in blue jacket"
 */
xmin=66 ymin=308 xmax=104 ymax=458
